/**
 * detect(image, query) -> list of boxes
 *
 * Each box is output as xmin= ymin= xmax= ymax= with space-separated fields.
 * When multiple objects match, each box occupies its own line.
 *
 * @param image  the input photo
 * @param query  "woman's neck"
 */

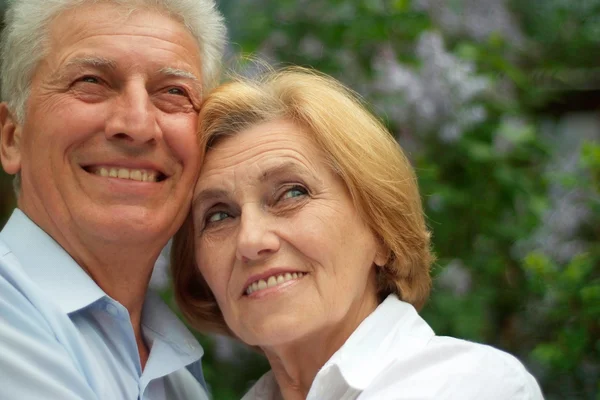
xmin=264 ymin=336 xmax=332 ymax=399
xmin=261 ymin=294 xmax=379 ymax=399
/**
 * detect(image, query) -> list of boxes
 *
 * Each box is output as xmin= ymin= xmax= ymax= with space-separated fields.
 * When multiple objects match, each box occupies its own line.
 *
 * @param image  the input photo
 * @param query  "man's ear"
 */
xmin=0 ymin=102 xmax=22 ymax=175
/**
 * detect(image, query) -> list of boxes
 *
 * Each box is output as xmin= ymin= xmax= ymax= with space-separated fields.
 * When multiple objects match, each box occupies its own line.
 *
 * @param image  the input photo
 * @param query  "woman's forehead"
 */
xmin=201 ymin=121 xmax=320 ymax=171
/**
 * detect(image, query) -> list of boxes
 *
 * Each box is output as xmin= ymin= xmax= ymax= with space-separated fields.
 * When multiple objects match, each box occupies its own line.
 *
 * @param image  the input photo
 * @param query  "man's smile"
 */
xmin=84 ymin=165 xmax=166 ymax=182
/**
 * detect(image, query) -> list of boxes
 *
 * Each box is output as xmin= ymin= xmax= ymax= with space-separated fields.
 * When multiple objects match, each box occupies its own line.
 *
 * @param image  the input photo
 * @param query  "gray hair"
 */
xmin=1 ymin=0 xmax=227 ymax=197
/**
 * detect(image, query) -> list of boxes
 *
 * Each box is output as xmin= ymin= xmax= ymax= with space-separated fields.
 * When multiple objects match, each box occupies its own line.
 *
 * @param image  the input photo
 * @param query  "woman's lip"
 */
xmin=244 ymin=275 xmax=305 ymax=299
xmin=242 ymin=267 xmax=307 ymax=292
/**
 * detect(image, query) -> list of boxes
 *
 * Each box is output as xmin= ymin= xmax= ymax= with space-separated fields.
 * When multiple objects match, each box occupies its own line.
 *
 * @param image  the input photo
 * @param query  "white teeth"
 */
xmin=92 ymin=167 xmax=160 ymax=182
xmin=117 ymin=168 xmax=129 ymax=179
xmin=245 ymin=272 xmax=306 ymax=296
xmin=130 ymin=170 xmax=142 ymax=181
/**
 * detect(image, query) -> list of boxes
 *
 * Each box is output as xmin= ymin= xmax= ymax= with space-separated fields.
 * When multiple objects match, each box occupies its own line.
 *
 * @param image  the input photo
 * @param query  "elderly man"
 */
xmin=0 ymin=1 xmax=225 ymax=399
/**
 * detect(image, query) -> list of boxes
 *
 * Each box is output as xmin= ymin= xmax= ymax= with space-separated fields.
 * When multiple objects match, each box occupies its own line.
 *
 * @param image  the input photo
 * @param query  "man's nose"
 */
xmin=235 ymin=206 xmax=280 ymax=264
xmin=105 ymin=82 xmax=161 ymax=144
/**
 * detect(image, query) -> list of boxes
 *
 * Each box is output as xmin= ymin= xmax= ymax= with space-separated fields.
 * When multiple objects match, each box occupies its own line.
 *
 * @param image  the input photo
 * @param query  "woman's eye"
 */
xmin=280 ymin=186 xmax=308 ymax=200
xmin=206 ymin=211 xmax=230 ymax=224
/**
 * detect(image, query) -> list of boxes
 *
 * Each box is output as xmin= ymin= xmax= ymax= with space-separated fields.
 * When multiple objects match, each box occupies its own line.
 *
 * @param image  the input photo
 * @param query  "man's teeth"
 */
xmin=94 ymin=167 xmax=158 ymax=182
xmin=246 ymin=272 xmax=306 ymax=295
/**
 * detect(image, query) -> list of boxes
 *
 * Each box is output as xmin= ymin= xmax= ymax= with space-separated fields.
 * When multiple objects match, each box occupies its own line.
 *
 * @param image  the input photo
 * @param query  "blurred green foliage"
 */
xmin=1 ymin=0 xmax=599 ymax=399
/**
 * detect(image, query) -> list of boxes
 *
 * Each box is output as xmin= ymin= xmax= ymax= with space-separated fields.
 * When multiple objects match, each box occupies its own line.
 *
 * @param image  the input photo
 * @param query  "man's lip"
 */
xmin=243 ymin=267 xmax=307 ymax=293
xmin=80 ymin=161 xmax=169 ymax=178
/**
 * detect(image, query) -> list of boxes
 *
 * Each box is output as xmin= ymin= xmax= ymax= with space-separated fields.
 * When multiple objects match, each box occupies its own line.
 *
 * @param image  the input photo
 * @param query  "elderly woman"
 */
xmin=172 ymin=68 xmax=543 ymax=400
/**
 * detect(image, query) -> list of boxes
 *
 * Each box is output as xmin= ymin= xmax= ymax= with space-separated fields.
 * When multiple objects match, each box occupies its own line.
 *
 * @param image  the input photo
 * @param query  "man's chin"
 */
xmin=76 ymin=207 xmax=179 ymax=247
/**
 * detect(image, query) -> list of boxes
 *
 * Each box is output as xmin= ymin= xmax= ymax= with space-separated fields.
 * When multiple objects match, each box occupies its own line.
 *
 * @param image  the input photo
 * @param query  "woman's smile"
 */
xmin=244 ymin=271 xmax=308 ymax=296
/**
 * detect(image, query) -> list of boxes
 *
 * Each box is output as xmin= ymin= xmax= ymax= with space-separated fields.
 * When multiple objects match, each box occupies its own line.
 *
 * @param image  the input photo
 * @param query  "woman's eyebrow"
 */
xmin=193 ymin=162 xmax=312 ymax=208
xmin=193 ymin=188 xmax=229 ymax=208
xmin=259 ymin=162 xmax=309 ymax=183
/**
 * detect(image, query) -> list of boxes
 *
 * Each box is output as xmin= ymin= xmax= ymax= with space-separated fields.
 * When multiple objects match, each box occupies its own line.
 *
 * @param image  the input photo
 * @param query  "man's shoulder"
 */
xmin=0 ymin=233 xmax=61 ymax=335
xmin=0 ymin=233 xmax=35 ymax=301
xmin=0 ymin=251 xmax=101 ymax=400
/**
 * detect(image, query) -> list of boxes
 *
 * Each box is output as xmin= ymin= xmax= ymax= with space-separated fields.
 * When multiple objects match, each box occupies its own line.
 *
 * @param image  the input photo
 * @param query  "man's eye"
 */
xmin=78 ymin=76 xmax=100 ymax=84
xmin=167 ymin=87 xmax=187 ymax=96
xmin=280 ymin=186 xmax=308 ymax=200
xmin=206 ymin=211 xmax=230 ymax=224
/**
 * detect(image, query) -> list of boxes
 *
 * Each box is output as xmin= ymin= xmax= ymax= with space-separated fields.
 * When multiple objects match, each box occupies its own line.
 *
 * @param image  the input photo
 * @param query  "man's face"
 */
xmin=1 ymin=3 xmax=202 ymax=251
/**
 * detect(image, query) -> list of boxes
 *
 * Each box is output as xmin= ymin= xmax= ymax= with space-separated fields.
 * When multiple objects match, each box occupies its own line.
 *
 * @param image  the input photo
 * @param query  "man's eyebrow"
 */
xmin=65 ymin=56 xmax=117 ymax=69
xmin=49 ymin=56 xmax=117 ymax=83
xmin=159 ymin=67 xmax=203 ymax=97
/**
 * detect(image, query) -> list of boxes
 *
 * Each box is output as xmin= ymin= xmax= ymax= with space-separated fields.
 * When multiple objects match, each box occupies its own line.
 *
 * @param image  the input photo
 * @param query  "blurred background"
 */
xmin=1 ymin=0 xmax=599 ymax=399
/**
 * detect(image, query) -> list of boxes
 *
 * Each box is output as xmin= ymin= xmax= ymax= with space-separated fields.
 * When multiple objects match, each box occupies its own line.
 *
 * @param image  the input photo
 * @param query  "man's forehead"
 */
xmin=46 ymin=3 xmax=202 ymax=64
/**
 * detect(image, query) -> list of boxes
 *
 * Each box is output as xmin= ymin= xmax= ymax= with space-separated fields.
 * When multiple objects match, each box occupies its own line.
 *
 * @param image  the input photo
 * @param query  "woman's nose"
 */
xmin=235 ymin=207 xmax=280 ymax=263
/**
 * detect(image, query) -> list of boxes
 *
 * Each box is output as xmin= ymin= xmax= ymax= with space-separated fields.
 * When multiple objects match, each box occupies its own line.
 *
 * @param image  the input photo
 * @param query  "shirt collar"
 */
xmin=1 ymin=209 xmax=206 ymax=386
xmin=0 ymin=209 xmax=105 ymax=314
xmin=139 ymin=290 xmax=206 ymax=388
xmin=319 ymin=294 xmax=435 ymax=391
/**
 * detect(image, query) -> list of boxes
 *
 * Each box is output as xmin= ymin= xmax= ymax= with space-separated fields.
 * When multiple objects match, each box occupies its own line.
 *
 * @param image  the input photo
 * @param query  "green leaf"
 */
xmin=531 ymin=343 xmax=564 ymax=368
xmin=392 ymin=0 xmax=410 ymax=12
xmin=524 ymin=251 xmax=554 ymax=278
xmin=562 ymin=253 xmax=594 ymax=285
xmin=580 ymin=284 xmax=600 ymax=316
xmin=581 ymin=141 xmax=600 ymax=169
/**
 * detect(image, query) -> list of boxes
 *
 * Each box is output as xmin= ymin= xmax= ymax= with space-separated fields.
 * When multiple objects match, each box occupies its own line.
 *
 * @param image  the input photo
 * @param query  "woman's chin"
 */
xmin=238 ymin=317 xmax=316 ymax=349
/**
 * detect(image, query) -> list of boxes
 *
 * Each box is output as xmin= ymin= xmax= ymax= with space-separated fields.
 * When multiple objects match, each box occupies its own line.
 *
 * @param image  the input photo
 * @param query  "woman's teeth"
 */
xmin=93 ymin=167 xmax=158 ymax=182
xmin=246 ymin=272 xmax=306 ymax=295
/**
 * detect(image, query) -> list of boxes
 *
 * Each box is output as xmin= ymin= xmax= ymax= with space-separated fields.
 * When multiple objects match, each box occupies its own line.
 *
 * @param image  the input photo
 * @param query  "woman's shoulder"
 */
xmin=362 ymin=335 xmax=544 ymax=399
xmin=425 ymin=335 xmax=533 ymax=373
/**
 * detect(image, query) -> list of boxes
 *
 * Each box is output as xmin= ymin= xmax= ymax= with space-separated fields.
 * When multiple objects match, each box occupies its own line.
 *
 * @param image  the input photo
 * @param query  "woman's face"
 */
xmin=192 ymin=119 xmax=386 ymax=348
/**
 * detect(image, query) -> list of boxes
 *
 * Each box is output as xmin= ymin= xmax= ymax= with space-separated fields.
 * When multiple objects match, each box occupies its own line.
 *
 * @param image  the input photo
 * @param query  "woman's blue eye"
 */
xmin=207 ymin=211 xmax=229 ymax=223
xmin=281 ymin=187 xmax=307 ymax=200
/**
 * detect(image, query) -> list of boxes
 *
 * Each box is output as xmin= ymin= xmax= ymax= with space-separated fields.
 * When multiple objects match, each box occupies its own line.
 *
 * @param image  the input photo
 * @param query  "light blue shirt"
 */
xmin=0 ymin=209 xmax=210 ymax=400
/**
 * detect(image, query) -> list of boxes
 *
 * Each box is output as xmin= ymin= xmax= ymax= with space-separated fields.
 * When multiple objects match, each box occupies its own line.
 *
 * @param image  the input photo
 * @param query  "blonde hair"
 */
xmin=172 ymin=67 xmax=434 ymax=335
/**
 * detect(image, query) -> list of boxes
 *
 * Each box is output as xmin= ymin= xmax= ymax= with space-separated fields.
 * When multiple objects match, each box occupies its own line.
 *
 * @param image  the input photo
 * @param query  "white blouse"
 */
xmin=241 ymin=294 xmax=544 ymax=400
